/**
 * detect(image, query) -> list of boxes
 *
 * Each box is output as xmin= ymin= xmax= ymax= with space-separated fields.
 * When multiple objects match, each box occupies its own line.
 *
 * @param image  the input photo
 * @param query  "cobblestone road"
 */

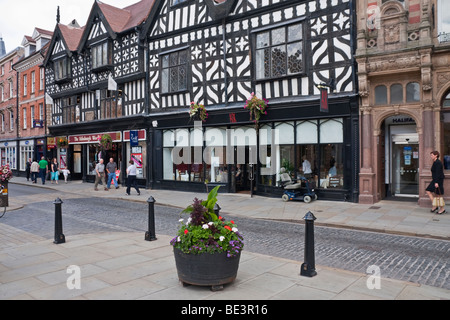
xmin=3 ymin=185 xmax=449 ymax=290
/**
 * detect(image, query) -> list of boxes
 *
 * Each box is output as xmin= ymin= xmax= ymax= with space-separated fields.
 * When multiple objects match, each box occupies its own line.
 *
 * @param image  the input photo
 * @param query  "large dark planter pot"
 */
xmin=173 ymin=248 xmax=241 ymax=291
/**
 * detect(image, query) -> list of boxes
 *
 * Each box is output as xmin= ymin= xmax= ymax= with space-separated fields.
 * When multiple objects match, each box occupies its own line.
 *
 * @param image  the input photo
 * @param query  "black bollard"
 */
xmin=145 ymin=196 xmax=157 ymax=241
xmin=214 ymin=203 xmax=221 ymax=218
xmin=53 ymin=198 xmax=65 ymax=244
xmin=300 ymin=211 xmax=317 ymax=277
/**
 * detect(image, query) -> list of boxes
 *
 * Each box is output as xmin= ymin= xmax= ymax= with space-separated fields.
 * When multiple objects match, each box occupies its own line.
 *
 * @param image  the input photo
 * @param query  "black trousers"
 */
xmin=126 ymin=175 xmax=140 ymax=194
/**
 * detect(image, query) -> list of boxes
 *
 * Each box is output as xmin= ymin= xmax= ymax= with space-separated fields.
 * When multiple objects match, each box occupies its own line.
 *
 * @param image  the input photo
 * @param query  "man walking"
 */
xmin=106 ymin=157 xmax=119 ymax=189
xmin=38 ymin=156 xmax=48 ymax=185
xmin=30 ymin=159 xmax=39 ymax=183
xmin=94 ymin=158 xmax=108 ymax=191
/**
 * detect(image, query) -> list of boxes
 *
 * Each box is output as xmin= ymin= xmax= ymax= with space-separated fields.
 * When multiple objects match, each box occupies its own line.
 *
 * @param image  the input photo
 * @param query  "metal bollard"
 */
xmin=145 ymin=196 xmax=157 ymax=241
xmin=53 ymin=198 xmax=65 ymax=244
xmin=300 ymin=211 xmax=317 ymax=277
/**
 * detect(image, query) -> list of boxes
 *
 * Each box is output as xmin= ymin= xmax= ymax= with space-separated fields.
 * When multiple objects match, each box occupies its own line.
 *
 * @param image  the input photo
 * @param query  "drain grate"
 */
xmin=369 ymin=206 xmax=381 ymax=209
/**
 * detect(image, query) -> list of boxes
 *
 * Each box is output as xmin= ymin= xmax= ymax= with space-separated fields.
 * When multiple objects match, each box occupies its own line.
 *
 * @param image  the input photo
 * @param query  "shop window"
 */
xmin=375 ymin=85 xmax=387 ymax=105
xmin=255 ymin=22 xmax=304 ymax=80
xmin=161 ymin=49 xmax=188 ymax=94
xmin=390 ymin=84 xmax=403 ymax=104
xmin=319 ymin=119 xmax=344 ymax=188
xmin=406 ymin=82 xmax=420 ymax=102
xmin=442 ymin=92 xmax=450 ymax=170
xmin=259 ymin=124 xmax=273 ymax=186
xmin=163 ymin=129 xmax=193 ymax=181
xmin=205 ymin=127 xmax=227 ymax=184
xmin=274 ymin=122 xmax=295 ymax=186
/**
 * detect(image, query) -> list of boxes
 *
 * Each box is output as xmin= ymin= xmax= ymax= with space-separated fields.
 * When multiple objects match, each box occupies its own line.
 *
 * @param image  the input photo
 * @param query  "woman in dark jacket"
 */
xmin=425 ymin=151 xmax=445 ymax=214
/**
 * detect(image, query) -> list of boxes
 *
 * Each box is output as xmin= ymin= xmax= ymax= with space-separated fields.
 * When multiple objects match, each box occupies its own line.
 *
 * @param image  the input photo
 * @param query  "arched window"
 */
xmin=375 ymin=85 xmax=387 ymax=105
xmin=390 ymin=84 xmax=403 ymax=104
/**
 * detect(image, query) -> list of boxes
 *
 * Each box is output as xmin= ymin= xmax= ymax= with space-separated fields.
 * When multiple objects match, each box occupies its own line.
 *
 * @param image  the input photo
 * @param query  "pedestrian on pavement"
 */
xmin=94 ymin=158 xmax=108 ymax=191
xmin=50 ymin=158 xmax=59 ymax=184
xmin=426 ymin=150 xmax=446 ymax=214
xmin=126 ymin=160 xmax=140 ymax=196
xmin=62 ymin=168 xmax=70 ymax=183
xmin=106 ymin=157 xmax=119 ymax=189
xmin=30 ymin=160 xmax=39 ymax=183
xmin=38 ymin=156 xmax=48 ymax=185
xmin=25 ymin=158 xmax=32 ymax=181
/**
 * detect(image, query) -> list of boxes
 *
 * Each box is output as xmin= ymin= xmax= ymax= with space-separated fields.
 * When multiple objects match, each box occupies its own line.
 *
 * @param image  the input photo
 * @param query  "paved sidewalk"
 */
xmin=0 ymin=177 xmax=448 ymax=300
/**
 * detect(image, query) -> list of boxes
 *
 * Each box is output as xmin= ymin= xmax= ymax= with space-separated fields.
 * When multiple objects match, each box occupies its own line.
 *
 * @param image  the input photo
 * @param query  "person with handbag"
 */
xmin=425 ymin=151 xmax=446 ymax=214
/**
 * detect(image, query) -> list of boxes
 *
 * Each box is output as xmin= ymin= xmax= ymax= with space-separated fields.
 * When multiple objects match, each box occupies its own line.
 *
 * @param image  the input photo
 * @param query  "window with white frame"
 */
xmin=54 ymin=57 xmax=71 ymax=81
xmin=31 ymin=71 xmax=35 ymax=94
xmin=39 ymin=68 xmax=44 ymax=91
xmin=9 ymin=110 xmax=13 ymax=131
xmin=23 ymin=108 xmax=27 ymax=129
xmin=0 ymin=85 xmax=3 ymax=101
xmin=23 ymin=74 xmax=27 ymax=96
xmin=39 ymin=103 xmax=44 ymax=120
xmin=9 ymin=79 xmax=13 ymax=97
xmin=0 ymin=113 xmax=4 ymax=132
xmin=30 ymin=105 xmax=35 ymax=128
xmin=20 ymin=145 xmax=33 ymax=171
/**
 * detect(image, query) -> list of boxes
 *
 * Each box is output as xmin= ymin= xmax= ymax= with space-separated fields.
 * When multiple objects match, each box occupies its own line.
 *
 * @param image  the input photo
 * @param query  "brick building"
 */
xmin=13 ymin=28 xmax=52 ymax=174
xmin=0 ymin=46 xmax=24 ymax=170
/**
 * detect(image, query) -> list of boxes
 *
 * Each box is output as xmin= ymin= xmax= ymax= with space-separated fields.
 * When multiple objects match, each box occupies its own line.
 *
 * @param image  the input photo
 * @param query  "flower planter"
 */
xmin=173 ymin=248 xmax=241 ymax=291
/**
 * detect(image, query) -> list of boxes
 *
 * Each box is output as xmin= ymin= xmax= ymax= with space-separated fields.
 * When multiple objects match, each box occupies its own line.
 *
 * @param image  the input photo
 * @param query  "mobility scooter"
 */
xmin=280 ymin=170 xmax=317 ymax=203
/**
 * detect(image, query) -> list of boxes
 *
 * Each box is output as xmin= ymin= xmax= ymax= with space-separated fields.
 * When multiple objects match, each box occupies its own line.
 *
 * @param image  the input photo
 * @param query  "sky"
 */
xmin=0 ymin=0 xmax=139 ymax=53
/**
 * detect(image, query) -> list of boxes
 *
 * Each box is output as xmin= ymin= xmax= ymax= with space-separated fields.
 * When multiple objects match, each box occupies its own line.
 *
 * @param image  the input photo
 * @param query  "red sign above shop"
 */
xmin=123 ymin=129 xmax=146 ymax=141
xmin=68 ymin=132 xmax=121 ymax=144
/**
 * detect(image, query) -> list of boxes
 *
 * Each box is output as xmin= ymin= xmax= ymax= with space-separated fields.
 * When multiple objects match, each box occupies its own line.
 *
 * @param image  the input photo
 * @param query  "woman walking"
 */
xmin=51 ymin=158 xmax=59 ymax=184
xmin=425 ymin=151 xmax=446 ymax=214
xmin=126 ymin=160 xmax=140 ymax=196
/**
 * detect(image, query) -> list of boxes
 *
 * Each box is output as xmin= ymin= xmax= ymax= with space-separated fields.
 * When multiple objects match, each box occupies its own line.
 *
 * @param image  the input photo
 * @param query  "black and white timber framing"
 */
xmin=43 ymin=0 xmax=360 ymax=201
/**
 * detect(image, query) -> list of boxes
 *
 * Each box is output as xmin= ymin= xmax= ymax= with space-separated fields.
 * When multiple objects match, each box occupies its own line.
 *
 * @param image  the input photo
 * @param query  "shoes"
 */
xmin=430 ymin=207 xmax=438 ymax=213
xmin=437 ymin=210 xmax=446 ymax=215
xmin=125 ymin=193 xmax=130 ymax=196
xmin=94 ymin=188 xmax=98 ymax=191
xmin=104 ymin=188 xmax=108 ymax=191
xmin=137 ymin=192 xmax=140 ymax=196
xmin=116 ymin=186 xmax=119 ymax=189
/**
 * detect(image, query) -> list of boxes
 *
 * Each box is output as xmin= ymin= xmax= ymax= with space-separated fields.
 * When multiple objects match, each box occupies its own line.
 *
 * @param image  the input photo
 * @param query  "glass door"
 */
xmin=391 ymin=141 xmax=419 ymax=196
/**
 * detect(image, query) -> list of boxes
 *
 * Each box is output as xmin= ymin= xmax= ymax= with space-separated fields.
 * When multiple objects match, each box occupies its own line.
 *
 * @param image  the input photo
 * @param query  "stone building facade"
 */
xmin=356 ymin=0 xmax=450 ymax=206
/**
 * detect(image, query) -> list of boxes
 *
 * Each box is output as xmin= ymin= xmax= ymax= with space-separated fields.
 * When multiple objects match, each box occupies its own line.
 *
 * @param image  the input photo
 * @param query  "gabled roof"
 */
xmin=43 ymin=21 xmax=83 ymax=66
xmin=77 ymin=0 xmax=156 ymax=53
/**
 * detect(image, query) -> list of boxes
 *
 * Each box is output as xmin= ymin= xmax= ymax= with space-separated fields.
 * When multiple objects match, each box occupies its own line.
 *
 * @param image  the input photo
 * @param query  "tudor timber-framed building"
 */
xmin=45 ymin=0 xmax=360 ymax=202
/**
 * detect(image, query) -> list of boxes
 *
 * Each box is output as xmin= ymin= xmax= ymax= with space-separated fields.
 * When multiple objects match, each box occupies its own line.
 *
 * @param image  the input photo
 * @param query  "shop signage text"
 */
xmin=68 ymin=132 xmax=121 ymax=144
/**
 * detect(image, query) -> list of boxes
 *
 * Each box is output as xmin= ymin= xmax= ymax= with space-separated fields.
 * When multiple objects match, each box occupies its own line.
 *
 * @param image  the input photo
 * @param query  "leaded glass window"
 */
xmin=255 ymin=23 xmax=304 ymax=80
xmin=161 ymin=49 xmax=188 ymax=94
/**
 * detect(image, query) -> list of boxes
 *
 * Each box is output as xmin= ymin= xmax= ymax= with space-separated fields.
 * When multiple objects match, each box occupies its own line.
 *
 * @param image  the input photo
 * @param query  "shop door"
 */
xmin=391 ymin=135 xmax=419 ymax=197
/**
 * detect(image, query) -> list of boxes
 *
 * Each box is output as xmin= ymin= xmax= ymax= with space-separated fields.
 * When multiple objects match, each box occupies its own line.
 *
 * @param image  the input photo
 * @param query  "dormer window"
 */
xmin=91 ymin=41 xmax=112 ymax=71
xmin=54 ymin=57 xmax=71 ymax=83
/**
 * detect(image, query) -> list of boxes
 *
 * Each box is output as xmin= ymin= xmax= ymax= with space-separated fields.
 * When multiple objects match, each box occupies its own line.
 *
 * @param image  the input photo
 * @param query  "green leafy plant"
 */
xmin=170 ymin=186 xmax=244 ymax=257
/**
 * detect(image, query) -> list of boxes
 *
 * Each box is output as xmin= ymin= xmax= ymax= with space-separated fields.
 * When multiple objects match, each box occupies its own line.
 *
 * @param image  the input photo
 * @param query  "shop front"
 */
xmin=68 ymin=132 xmax=122 ymax=182
xmin=151 ymin=97 xmax=359 ymax=202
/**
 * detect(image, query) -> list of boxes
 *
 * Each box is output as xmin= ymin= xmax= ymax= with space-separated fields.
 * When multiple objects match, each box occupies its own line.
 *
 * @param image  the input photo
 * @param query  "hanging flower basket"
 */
xmin=244 ymin=92 xmax=268 ymax=124
xmin=0 ymin=164 xmax=13 ymax=183
xmin=99 ymin=134 xmax=113 ymax=150
xmin=189 ymin=101 xmax=208 ymax=122
xmin=57 ymin=137 xmax=68 ymax=148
